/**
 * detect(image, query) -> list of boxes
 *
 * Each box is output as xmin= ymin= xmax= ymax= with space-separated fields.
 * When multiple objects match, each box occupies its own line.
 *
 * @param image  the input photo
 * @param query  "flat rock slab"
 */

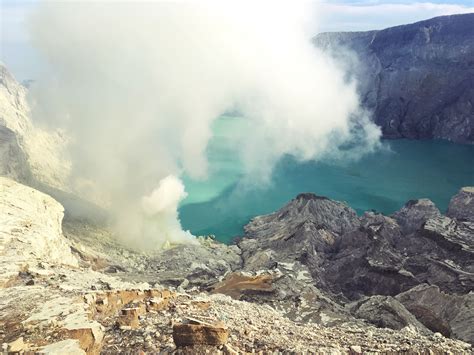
xmin=173 ymin=322 xmax=229 ymax=346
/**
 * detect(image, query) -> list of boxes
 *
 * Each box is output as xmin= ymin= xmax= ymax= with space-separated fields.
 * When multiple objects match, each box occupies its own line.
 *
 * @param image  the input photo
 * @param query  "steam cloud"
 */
xmin=27 ymin=1 xmax=380 ymax=248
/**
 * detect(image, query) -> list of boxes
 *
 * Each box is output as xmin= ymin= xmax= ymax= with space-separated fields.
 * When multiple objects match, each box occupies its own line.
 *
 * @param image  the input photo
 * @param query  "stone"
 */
xmin=146 ymin=297 xmax=169 ymax=312
xmin=392 ymin=199 xmax=441 ymax=234
xmin=117 ymin=308 xmax=140 ymax=329
xmin=172 ymin=321 xmax=229 ymax=347
xmin=224 ymin=343 xmax=239 ymax=354
xmin=422 ymin=216 xmax=474 ymax=254
xmin=0 ymin=64 xmax=70 ymax=190
xmin=39 ymin=339 xmax=86 ymax=355
xmin=8 ymin=337 xmax=24 ymax=352
xmin=211 ymin=272 xmax=274 ymax=299
xmin=0 ymin=177 xmax=78 ymax=287
xmin=447 ymin=187 xmax=474 ymax=222
xmin=349 ymin=345 xmax=362 ymax=354
xmin=396 ymin=284 xmax=474 ymax=344
xmin=349 ymin=295 xmax=430 ymax=334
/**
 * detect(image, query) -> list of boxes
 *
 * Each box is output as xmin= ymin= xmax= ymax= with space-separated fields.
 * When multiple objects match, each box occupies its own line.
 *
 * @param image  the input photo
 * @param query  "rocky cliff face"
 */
xmin=0 ymin=177 xmax=78 ymax=287
xmin=0 ymin=63 xmax=70 ymax=190
xmin=236 ymin=187 xmax=474 ymax=345
xmin=314 ymin=13 xmax=474 ymax=143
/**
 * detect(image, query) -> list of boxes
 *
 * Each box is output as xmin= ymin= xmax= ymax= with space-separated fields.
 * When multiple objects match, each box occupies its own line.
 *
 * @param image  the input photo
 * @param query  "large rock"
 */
xmin=0 ymin=63 xmax=70 ymax=189
xmin=392 ymin=198 xmax=441 ymax=234
xmin=319 ymin=213 xmax=419 ymax=300
xmin=173 ymin=320 xmax=229 ymax=347
xmin=240 ymin=193 xmax=359 ymax=272
xmin=447 ymin=187 xmax=474 ymax=222
xmin=348 ymin=295 xmax=431 ymax=334
xmin=314 ymin=14 xmax=474 ymax=143
xmin=245 ymin=193 xmax=359 ymax=239
xmin=0 ymin=177 xmax=78 ymax=286
xmin=239 ymin=187 xmax=474 ymax=324
xmin=422 ymin=215 xmax=474 ymax=254
xmin=396 ymin=284 xmax=474 ymax=344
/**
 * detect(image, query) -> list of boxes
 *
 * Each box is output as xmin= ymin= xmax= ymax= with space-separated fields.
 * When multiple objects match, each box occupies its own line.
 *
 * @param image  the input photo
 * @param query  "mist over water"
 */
xmin=27 ymin=1 xmax=381 ymax=249
xmin=180 ymin=116 xmax=474 ymax=243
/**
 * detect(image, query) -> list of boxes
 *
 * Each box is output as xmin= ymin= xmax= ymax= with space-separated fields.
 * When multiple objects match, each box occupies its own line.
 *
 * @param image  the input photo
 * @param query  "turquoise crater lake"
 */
xmin=179 ymin=116 xmax=474 ymax=244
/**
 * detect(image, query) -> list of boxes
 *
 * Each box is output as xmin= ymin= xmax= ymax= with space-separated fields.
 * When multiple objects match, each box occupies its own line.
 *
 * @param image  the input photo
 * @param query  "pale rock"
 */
xmin=39 ymin=339 xmax=86 ymax=355
xmin=0 ymin=178 xmax=78 ymax=286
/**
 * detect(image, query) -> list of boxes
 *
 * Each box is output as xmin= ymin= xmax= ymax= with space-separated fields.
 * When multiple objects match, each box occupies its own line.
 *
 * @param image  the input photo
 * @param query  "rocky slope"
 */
xmin=0 ymin=63 xmax=70 ymax=190
xmin=236 ymin=189 xmax=474 ymax=345
xmin=314 ymin=13 xmax=474 ymax=143
xmin=1 ymin=177 xmax=473 ymax=354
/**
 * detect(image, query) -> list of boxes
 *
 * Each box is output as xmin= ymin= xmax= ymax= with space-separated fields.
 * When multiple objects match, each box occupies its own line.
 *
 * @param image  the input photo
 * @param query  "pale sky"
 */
xmin=1 ymin=0 xmax=473 ymax=81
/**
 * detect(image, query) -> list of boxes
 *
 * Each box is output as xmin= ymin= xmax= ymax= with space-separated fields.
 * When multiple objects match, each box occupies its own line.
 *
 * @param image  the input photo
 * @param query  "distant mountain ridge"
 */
xmin=314 ymin=13 xmax=474 ymax=143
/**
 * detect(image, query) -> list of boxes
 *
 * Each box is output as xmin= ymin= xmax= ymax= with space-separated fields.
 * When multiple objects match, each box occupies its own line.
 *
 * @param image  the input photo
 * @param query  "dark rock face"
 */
xmin=348 ymin=295 xmax=430 ymax=334
xmin=391 ymin=198 xmax=441 ymax=234
xmin=447 ymin=187 xmax=474 ymax=221
xmin=314 ymin=14 xmax=474 ymax=143
xmin=236 ymin=186 xmax=474 ymax=344
xmin=396 ymin=284 xmax=474 ymax=343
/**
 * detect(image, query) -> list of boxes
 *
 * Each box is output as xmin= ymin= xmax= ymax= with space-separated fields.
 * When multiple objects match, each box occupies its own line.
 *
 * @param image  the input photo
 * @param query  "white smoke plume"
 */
xmin=26 ymin=1 xmax=380 ymax=248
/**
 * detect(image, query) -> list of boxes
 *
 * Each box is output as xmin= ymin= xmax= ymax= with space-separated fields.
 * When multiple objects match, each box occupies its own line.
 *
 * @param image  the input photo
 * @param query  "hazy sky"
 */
xmin=1 ymin=0 xmax=473 ymax=80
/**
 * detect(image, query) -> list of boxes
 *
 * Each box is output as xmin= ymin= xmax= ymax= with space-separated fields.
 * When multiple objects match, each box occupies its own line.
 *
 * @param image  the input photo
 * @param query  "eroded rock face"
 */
xmin=396 ymin=284 xmax=474 ymax=344
xmin=0 ymin=64 xmax=70 ymax=190
xmin=240 ymin=193 xmax=359 ymax=278
xmin=236 ymin=187 xmax=474 ymax=344
xmin=447 ymin=187 xmax=474 ymax=222
xmin=348 ymin=295 xmax=431 ymax=335
xmin=172 ymin=320 xmax=229 ymax=347
xmin=314 ymin=14 xmax=474 ymax=143
xmin=392 ymin=198 xmax=441 ymax=234
xmin=0 ymin=177 xmax=78 ymax=286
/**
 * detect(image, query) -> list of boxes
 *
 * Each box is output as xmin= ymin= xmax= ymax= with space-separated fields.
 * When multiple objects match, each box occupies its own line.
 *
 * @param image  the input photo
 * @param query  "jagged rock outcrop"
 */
xmin=348 ymin=295 xmax=431 ymax=335
xmin=447 ymin=186 xmax=474 ymax=222
xmin=0 ymin=125 xmax=32 ymax=183
xmin=314 ymin=14 xmax=474 ymax=143
xmin=396 ymin=284 xmax=474 ymax=344
xmin=392 ymin=198 xmax=441 ymax=234
xmin=240 ymin=193 xmax=359 ymax=272
xmin=0 ymin=63 xmax=70 ymax=189
xmin=0 ymin=177 xmax=78 ymax=287
xmin=237 ymin=187 xmax=474 ymax=344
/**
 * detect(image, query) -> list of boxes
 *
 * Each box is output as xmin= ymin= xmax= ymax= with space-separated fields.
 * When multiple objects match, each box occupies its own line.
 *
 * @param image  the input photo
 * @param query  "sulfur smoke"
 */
xmin=27 ymin=1 xmax=380 ymax=248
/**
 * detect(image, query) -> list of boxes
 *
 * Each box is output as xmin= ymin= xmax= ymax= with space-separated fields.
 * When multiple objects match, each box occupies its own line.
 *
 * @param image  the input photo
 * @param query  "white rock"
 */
xmin=0 ymin=178 xmax=78 ymax=286
xmin=0 ymin=64 xmax=70 ymax=189
xmin=39 ymin=339 xmax=85 ymax=355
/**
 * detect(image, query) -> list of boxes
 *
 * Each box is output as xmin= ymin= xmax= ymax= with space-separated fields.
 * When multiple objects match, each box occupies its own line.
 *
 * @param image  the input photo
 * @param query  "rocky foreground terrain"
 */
xmin=1 ymin=176 xmax=473 ymax=354
xmin=314 ymin=13 xmax=474 ymax=143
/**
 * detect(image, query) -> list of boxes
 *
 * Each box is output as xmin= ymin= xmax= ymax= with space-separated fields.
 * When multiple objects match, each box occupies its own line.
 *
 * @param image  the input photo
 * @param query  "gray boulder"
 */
xmin=396 ymin=284 xmax=474 ymax=344
xmin=447 ymin=187 xmax=474 ymax=222
xmin=392 ymin=198 xmax=441 ymax=234
xmin=348 ymin=295 xmax=431 ymax=335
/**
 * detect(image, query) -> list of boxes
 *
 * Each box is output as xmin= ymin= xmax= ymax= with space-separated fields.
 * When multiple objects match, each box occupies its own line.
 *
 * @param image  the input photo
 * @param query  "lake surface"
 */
xmin=179 ymin=116 xmax=474 ymax=244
